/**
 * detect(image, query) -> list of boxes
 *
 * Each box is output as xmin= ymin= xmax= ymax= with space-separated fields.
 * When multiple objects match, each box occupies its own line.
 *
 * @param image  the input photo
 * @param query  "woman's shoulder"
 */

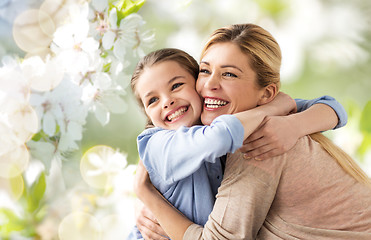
xmin=225 ymin=135 xmax=319 ymax=176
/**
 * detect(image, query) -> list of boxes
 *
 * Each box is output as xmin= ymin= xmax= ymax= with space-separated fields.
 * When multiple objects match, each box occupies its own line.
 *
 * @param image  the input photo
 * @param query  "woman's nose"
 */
xmin=203 ymin=73 xmax=220 ymax=90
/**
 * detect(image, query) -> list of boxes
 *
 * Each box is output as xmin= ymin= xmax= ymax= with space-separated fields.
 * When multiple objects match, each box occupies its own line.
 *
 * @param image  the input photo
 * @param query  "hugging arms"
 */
xmin=129 ymin=23 xmax=371 ymax=240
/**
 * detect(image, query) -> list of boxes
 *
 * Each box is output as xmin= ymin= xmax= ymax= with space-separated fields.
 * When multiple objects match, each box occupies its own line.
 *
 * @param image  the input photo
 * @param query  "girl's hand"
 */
xmin=134 ymin=160 xmax=152 ymax=197
xmin=268 ymin=92 xmax=297 ymax=116
xmin=135 ymin=200 xmax=169 ymax=240
xmin=239 ymin=115 xmax=300 ymax=160
xmin=134 ymin=160 xmax=169 ymax=239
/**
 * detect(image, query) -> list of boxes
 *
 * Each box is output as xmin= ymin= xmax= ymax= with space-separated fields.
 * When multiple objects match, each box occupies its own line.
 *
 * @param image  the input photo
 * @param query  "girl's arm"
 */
xmin=134 ymin=160 xmax=196 ymax=240
xmin=240 ymin=95 xmax=347 ymax=160
xmin=141 ymin=92 xmax=295 ymax=184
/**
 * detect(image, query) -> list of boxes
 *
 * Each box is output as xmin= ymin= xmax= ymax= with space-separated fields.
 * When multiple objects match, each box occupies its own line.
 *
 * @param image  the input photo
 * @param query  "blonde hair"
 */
xmin=310 ymin=133 xmax=371 ymax=187
xmin=202 ymin=23 xmax=281 ymax=90
xmin=131 ymin=48 xmax=199 ymax=125
xmin=204 ymin=23 xmax=371 ymax=187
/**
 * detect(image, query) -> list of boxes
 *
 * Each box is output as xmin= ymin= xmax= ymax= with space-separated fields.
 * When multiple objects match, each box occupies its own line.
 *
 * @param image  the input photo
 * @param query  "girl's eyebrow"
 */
xmin=200 ymin=61 xmax=243 ymax=73
xmin=144 ymin=76 xmax=185 ymax=98
xmin=168 ymin=75 xmax=185 ymax=85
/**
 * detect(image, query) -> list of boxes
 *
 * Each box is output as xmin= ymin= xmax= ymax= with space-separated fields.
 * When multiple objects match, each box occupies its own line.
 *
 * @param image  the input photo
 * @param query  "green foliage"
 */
xmin=109 ymin=0 xmax=146 ymax=23
xmin=0 ymin=172 xmax=46 ymax=239
xmin=359 ymin=100 xmax=371 ymax=156
xmin=256 ymin=0 xmax=289 ymax=18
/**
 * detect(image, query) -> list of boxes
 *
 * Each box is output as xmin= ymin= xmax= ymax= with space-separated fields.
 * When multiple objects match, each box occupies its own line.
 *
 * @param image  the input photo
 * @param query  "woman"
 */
xmin=134 ymin=24 xmax=371 ymax=239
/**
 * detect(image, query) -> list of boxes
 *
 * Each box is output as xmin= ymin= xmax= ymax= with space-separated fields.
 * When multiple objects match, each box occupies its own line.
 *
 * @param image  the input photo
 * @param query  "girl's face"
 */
xmin=196 ymin=42 xmax=265 ymax=125
xmin=136 ymin=60 xmax=202 ymax=130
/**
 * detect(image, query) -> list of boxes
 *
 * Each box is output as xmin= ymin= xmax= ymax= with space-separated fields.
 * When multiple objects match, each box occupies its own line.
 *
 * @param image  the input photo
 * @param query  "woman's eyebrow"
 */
xmin=221 ymin=65 xmax=243 ymax=73
xmin=200 ymin=61 xmax=243 ymax=73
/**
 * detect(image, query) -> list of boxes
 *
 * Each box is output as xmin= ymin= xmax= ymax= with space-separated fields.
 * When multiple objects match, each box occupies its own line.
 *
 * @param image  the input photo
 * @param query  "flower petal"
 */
xmin=43 ymin=112 xmax=56 ymax=136
xmin=94 ymin=104 xmax=110 ymax=126
xmin=102 ymin=31 xmax=116 ymax=50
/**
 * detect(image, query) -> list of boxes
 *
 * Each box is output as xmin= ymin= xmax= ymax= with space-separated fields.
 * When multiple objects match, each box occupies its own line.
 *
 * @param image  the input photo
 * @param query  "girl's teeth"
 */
xmin=167 ymin=107 xmax=187 ymax=121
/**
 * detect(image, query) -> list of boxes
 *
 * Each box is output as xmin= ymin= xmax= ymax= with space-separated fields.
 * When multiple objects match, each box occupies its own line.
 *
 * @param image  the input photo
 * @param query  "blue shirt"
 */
xmin=127 ymin=96 xmax=347 ymax=239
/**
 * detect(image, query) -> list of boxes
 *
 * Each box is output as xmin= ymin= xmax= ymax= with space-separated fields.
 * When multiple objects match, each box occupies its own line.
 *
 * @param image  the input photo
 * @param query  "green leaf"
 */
xmin=113 ymin=0 xmax=146 ymax=22
xmin=0 ymin=208 xmax=25 ymax=237
xmin=27 ymin=172 xmax=46 ymax=214
xmin=103 ymin=62 xmax=111 ymax=72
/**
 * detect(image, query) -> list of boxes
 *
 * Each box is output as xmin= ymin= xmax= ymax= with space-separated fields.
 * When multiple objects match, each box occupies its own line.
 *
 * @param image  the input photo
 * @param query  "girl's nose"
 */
xmin=163 ymin=98 xmax=175 ymax=109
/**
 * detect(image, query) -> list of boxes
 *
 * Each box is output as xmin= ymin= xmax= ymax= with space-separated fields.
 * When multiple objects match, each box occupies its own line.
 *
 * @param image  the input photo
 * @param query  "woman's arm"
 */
xmin=240 ymin=95 xmax=347 ymax=160
xmin=135 ymin=151 xmax=282 ymax=240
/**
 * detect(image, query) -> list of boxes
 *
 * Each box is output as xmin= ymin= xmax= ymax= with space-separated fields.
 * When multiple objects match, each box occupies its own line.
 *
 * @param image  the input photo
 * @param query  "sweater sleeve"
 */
xmin=183 ymin=151 xmax=284 ymax=240
xmin=295 ymin=95 xmax=347 ymax=129
xmin=138 ymin=115 xmax=244 ymax=185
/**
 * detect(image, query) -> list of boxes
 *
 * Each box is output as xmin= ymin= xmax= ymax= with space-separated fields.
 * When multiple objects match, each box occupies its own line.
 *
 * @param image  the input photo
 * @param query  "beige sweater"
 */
xmin=184 ymin=135 xmax=371 ymax=240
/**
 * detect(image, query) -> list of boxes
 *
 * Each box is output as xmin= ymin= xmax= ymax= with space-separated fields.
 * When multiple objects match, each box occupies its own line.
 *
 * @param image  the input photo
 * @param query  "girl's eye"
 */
xmin=199 ymin=68 xmax=210 ymax=74
xmin=223 ymin=72 xmax=237 ymax=78
xmin=148 ymin=97 xmax=158 ymax=106
xmin=171 ymin=83 xmax=184 ymax=90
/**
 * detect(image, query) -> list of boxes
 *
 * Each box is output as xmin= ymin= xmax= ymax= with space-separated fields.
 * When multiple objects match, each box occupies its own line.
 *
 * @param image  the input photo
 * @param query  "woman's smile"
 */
xmin=203 ymin=97 xmax=229 ymax=110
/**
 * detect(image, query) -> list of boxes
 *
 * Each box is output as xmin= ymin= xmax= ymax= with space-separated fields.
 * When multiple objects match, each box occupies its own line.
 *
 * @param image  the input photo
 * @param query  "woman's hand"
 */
xmin=239 ymin=115 xmax=300 ymax=160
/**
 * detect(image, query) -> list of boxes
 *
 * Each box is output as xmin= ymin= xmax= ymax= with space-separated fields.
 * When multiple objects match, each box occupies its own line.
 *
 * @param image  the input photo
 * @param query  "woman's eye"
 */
xmin=171 ymin=83 xmax=183 ymax=90
xmin=148 ymin=97 xmax=158 ymax=106
xmin=199 ymin=68 xmax=210 ymax=74
xmin=223 ymin=72 xmax=237 ymax=78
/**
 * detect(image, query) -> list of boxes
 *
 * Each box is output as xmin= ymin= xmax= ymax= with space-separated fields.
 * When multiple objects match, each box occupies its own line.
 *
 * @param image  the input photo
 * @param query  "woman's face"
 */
xmin=196 ymin=42 xmax=265 ymax=125
xmin=136 ymin=60 xmax=202 ymax=130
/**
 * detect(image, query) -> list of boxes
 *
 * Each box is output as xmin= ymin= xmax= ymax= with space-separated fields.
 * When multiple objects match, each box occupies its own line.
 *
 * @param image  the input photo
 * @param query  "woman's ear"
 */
xmin=257 ymin=83 xmax=278 ymax=105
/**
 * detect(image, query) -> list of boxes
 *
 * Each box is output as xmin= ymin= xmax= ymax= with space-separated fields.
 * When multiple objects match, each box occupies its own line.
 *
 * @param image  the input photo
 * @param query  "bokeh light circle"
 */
xmin=100 ymin=214 xmax=131 ymax=240
xmin=9 ymin=103 xmax=39 ymax=143
xmin=0 ymin=144 xmax=30 ymax=178
xmin=12 ymin=9 xmax=55 ymax=54
xmin=58 ymin=211 xmax=101 ymax=240
xmin=0 ymin=173 xmax=24 ymax=201
xmin=80 ymin=145 xmax=117 ymax=189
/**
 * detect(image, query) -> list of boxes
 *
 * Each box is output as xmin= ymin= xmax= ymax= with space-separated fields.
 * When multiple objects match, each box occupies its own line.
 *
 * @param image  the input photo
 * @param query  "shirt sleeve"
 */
xmin=295 ymin=95 xmax=347 ymax=129
xmin=183 ymin=151 xmax=283 ymax=240
xmin=138 ymin=115 xmax=244 ymax=185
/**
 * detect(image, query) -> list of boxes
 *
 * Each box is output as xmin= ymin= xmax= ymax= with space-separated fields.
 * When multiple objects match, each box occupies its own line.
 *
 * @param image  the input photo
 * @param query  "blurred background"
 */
xmin=1 ymin=0 xmax=371 ymax=239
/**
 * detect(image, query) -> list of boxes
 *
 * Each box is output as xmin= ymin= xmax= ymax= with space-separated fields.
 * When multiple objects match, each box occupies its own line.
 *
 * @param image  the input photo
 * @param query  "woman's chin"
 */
xmin=201 ymin=113 xmax=219 ymax=126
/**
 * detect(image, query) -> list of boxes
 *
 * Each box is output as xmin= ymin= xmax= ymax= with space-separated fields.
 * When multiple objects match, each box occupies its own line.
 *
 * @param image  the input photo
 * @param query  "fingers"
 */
xmin=243 ymin=143 xmax=273 ymax=160
xmin=249 ymin=147 xmax=288 ymax=161
xmin=135 ymin=202 xmax=169 ymax=239
xmin=241 ymin=136 xmax=268 ymax=153
xmin=140 ymin=225 xmax=169 ymax=240
xmin=137 ymin=216 xmax=168 ymax=240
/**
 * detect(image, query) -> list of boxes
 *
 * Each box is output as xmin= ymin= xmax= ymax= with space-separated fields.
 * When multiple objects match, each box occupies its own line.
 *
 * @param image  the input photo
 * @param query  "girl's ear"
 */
xmin=257 ymin=83 xmax=278 ymax=105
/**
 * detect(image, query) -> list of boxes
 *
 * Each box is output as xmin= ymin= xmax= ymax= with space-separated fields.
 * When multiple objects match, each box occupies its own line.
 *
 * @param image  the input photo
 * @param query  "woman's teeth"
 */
xmin=167 ymin=107 xmax=188 ymax=121
xmin=204 ymin=98 xmax=227 ymax=108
